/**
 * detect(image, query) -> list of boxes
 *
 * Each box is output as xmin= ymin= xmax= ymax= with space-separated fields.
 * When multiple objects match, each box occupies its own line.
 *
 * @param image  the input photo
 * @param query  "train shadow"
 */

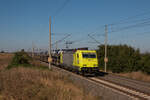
xmin=97 ymin=71 xmax=108 ymax=76
xmin=84 ymin=71 xmax=108 ymax=77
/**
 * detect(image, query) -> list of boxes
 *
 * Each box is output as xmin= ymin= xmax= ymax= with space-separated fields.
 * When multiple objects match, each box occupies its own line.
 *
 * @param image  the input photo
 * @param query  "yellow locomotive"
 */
xmin=59 ymin=49 xmax=99 ymax=74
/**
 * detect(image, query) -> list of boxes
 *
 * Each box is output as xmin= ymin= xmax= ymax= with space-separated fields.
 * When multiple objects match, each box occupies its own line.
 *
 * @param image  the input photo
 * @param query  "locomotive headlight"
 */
xmin=83 ymin=64 xmax=87 ymax=67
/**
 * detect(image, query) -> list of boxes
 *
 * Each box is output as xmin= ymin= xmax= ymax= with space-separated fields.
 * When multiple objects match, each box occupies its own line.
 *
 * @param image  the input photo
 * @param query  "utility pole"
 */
xmin=56 ymin=41 xmax=58 ymax=50
xmin=32 ymin=41 xmax=34 ymax=57
xmin=104 ymin=25 xmax=108 ymax=72
xmin=48 ymin=16 xmax=52 ymax=70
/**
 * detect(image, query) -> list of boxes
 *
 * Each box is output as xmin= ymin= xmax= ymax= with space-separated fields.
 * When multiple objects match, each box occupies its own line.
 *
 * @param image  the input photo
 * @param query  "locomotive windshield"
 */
xmin=82 ymin=53 xmax=96 ymax=58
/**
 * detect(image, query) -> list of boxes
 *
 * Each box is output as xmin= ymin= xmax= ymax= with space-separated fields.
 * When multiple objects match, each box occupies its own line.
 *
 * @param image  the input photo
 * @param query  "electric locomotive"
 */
xmin=58 ymin=48 xmax=99 ymax=75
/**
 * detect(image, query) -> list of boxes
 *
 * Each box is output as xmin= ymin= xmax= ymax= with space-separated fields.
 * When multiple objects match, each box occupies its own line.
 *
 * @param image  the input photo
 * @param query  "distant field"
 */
xmin=0 ymin=53 xmax=13 ymax=70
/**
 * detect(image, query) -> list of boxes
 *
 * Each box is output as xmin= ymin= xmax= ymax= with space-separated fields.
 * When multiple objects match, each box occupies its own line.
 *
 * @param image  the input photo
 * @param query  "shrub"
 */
xmin=7 ymin=51 xmax=32 ymax=69
xmin=0 ymin=50 xmax=5 ymax=53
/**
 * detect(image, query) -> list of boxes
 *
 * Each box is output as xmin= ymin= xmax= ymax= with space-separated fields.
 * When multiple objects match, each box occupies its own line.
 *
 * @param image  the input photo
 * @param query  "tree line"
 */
xmin=97 ymin=44 xmax=150 ymax=74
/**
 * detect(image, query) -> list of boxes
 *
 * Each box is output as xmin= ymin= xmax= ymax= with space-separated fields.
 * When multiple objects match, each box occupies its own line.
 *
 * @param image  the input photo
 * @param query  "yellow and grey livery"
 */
xmin=60 ymin=50 xmax=99 ymax=74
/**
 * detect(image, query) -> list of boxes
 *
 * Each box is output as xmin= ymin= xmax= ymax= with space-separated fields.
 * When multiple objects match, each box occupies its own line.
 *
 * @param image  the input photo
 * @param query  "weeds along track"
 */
xmin=38 ymin=58 xmax=150 ymax=100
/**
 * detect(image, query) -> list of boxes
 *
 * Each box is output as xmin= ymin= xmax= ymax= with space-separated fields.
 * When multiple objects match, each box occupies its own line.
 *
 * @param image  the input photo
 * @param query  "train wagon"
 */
xmin=60 ymin=50 xmax=99 ymax=74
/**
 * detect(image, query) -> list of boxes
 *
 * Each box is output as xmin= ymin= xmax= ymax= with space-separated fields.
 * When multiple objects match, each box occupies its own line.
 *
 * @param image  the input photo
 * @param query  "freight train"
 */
xmin=51 ymin=48 xmax=99 ymax=75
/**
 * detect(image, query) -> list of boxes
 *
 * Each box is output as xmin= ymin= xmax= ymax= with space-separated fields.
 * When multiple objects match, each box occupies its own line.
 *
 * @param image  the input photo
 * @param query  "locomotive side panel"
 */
xmin=59 ymin=50 xmax=99 ymax=74
xmin=62 ymin=53 xmax=73 ymax=68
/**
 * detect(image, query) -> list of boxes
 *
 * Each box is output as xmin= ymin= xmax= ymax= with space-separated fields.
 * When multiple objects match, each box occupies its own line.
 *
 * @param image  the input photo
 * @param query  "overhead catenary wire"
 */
xmin=51 ymin=32 xmax=70 ymax=35
xmin=110 ymin=17 xmax=150 ymax=27
xmin=52 ymin=0 xmax=71 ymax=32
xmin=88 ymin=34 xmax=102 ymax=45
xmin=51 ymin=0 xmax=71 ymax=49
xmin=88 ymin=25 xmax=105 ymax=36
xmin=53 ymin=7 xmax=150 ymax=50
xmin=87 ymin=11 xmax=150 ymax=37
xmin=52 ymin=33 xmax=71 ymax=46
xmin=53 ymin=0 xmax=71 ymax=17
xmin=108 ymin=10 xmax=150 ymax=26
xmin=110 ymin=20 xmax=150 ymax=33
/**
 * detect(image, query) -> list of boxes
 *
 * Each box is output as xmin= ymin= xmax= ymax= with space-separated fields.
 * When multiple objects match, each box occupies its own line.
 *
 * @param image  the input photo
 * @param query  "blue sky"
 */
xmin=0 ymin=0 xmax=150 ymax=52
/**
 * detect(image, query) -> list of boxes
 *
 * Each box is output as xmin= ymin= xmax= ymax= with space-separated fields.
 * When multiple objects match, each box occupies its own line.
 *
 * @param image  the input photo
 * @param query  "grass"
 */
xmin=0 ymin=53 xmax=13 ymax=70
xmin=118 ymin=71 xmax=150 ymax=82
xmin=0 ymin=67 xmax=99 ymax=100
xmin=30 ymin=59 xmax=49 ymax=70
xmin=102 ymin=68 xmax=150 ymax=83
xmin=0 ymin=52 xmax=99 ymax=100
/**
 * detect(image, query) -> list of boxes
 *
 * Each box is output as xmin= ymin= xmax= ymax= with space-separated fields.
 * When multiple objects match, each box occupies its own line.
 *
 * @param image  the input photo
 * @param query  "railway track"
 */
xmin=98 ymin=74 xmax=150 ymax=95
xmin=38 ymin=59 xmax=150 ymax=100
xmin=88 ymin=77 xmax=150 ymax=100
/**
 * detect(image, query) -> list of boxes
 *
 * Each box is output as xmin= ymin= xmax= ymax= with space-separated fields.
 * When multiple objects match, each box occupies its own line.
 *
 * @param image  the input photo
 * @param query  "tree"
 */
xmin=97 ymin=44 xmax=141 ymax=73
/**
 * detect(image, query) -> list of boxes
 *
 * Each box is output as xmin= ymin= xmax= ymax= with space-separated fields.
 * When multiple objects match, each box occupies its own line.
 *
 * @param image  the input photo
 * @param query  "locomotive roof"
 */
xmin=63 ymin=50 xmax=96 ymax=53
xmin=76 ymin=50 xmax=96 ymax=53
xmin=61 ymin=47 xmax=88 ymax=52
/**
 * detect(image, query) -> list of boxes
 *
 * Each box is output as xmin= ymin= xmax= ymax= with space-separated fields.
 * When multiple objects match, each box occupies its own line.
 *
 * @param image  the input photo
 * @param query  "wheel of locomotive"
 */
xmin=75 ymin=70 xmax=79 ymax=74
xmin=94 ymin=72 xmax=98 ymax=77
xmin=81 ymin=70 xmax=85 ymax=76
xmin=94 ymin=70 xmax=100 ymax=76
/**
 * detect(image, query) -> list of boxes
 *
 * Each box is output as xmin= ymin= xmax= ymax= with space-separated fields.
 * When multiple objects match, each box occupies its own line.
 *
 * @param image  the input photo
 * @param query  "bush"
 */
xmin=0 ymin=50 xmax=5 ymax=53
xmin=7 ymin=51 xmax=32 ymax=69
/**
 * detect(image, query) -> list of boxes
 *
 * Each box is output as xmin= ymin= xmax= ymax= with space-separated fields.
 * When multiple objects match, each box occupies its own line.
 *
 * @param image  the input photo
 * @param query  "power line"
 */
xmin=108 ymin=31 xmax=150 ymax=45
xmin=88 ymin=25 xmax=105 ymax=36
xmin=88 ymin=34 xmax=102 ymax=44
xmin=51 ymin=0 xmax=71 ymax=47
xmin=123 ymin=31 xmax=150 ymax=38
xmin=110 ymin=20 xmax=150 ymax=33
xmin=85 ymin=11 xmax=150 ymax=37
xmin=53 ymin=0 xmax=71 ymax=17
xmin=51 ymin=32 xmax=70 ymax=35
xmin=110 ymin=17 xmax=150 ymax=26
xmin=109 ymin=10 xmax=150 ymax=26
xmin=52 ymin=33 xmax=71 ymax=46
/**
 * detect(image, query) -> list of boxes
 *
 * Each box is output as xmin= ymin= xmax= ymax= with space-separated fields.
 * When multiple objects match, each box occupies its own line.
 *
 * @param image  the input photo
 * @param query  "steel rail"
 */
xmin=90 ymin=77 xmax=150 ymax=100
xmin=99 ymin=74 xmax=150 ymax=95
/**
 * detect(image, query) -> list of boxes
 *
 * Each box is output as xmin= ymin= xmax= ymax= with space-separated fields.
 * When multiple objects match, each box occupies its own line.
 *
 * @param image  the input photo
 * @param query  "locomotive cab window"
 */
xmin=82 ymin=53 xmax=96 ymax=58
